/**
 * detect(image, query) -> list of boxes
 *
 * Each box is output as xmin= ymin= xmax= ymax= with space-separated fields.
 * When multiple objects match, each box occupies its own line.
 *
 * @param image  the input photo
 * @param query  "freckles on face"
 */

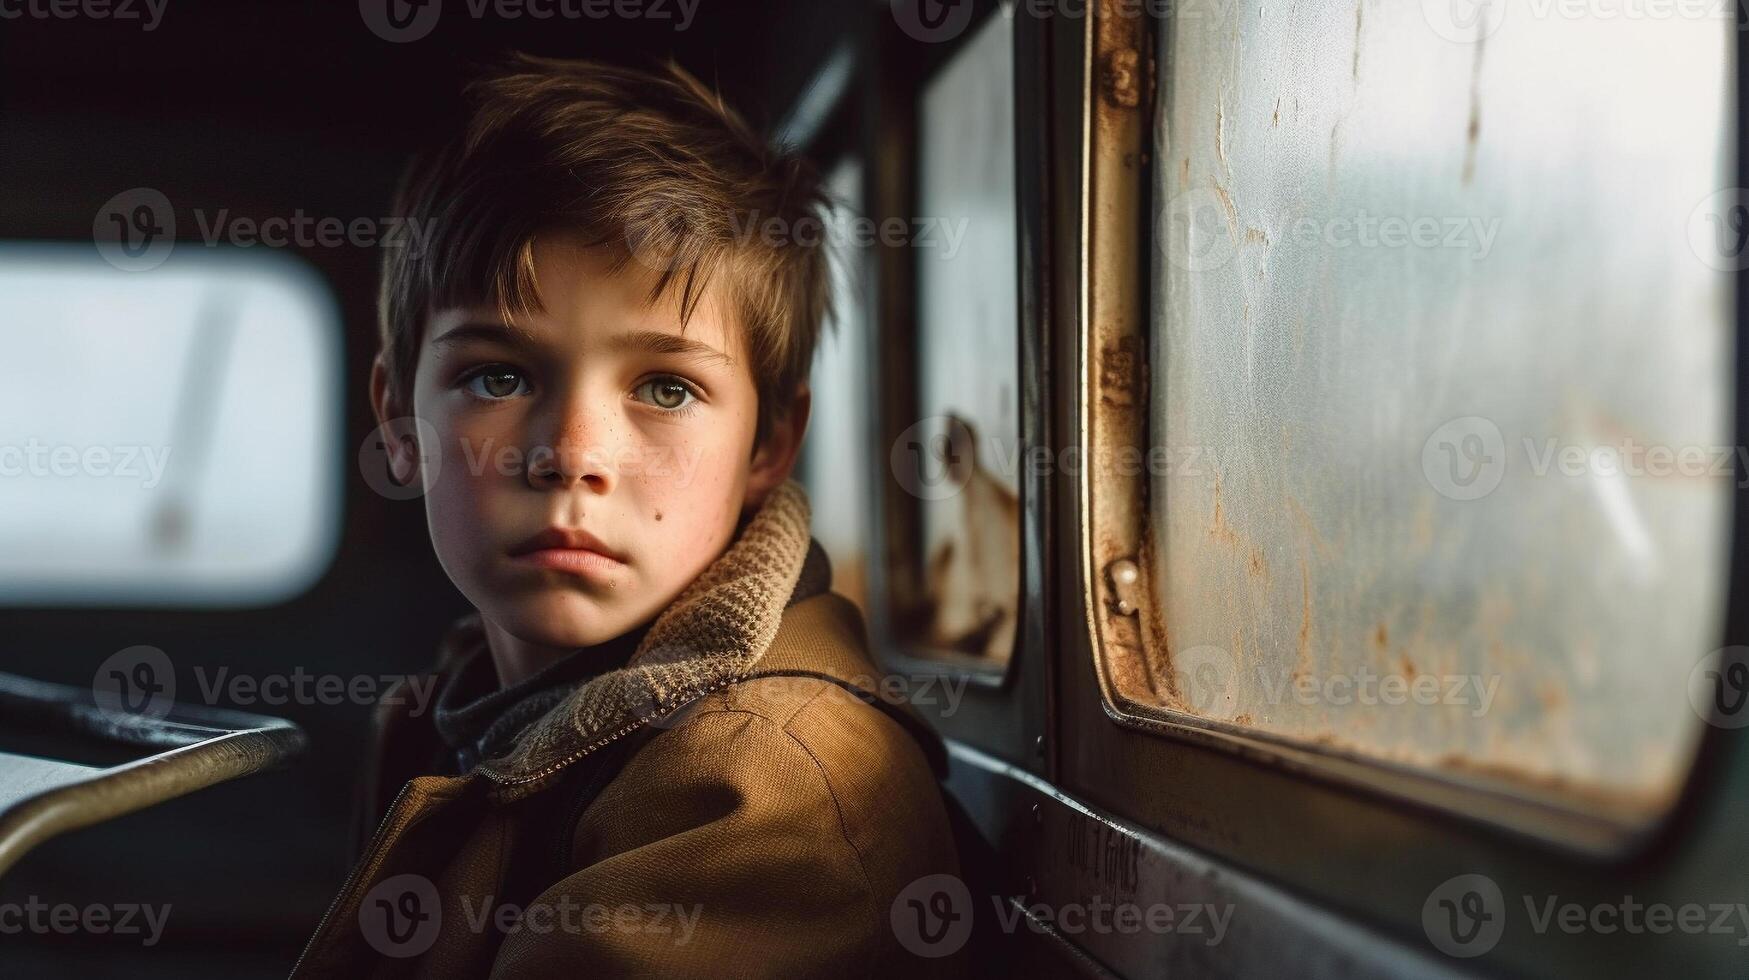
xmin=406 ymin=237 xmax=764 ymax=654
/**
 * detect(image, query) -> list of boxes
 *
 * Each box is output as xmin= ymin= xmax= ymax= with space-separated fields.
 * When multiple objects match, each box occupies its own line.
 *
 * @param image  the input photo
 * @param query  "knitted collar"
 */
xmin=436 ymin=480 xmax=819 ymax=801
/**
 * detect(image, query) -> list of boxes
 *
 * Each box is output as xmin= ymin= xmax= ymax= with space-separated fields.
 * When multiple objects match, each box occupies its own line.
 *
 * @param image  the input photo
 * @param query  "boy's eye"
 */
xmin=633 ymin=377 xmax=697 ymax=412
xmin=465 ymin=368 xmax=530 ymax=400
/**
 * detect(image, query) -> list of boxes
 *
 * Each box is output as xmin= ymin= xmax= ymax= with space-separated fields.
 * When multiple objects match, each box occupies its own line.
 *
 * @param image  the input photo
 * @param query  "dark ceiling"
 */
xmin=0 ymin=0 xmax=853 ymax=235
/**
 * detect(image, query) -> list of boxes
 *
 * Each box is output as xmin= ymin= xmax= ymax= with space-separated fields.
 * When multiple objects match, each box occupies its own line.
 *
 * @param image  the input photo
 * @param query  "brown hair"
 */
xmin=379 ymin=53 xmax=831 ymax=443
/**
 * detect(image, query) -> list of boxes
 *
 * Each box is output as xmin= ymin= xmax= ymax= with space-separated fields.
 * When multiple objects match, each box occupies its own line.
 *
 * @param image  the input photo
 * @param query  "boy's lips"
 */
xmin=507 ymin=526 xmax=629 ymax=577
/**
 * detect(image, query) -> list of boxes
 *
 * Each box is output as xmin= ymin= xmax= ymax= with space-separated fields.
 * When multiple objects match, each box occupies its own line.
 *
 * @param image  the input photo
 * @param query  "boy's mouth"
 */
xmin=507 ymin=526 xmax=629 ymax=578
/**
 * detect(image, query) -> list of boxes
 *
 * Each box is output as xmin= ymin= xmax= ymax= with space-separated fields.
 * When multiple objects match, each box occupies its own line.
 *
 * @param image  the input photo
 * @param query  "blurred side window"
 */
xmin=1143 ymin=6 xmax=1730 ymax=817
xmin=906 ymin=8 xmax=1020 ymax=666
xmin=0 ymin=244 xmax=342 ymax=606
xmin=803 ymin=159 xmax=873 ymax=613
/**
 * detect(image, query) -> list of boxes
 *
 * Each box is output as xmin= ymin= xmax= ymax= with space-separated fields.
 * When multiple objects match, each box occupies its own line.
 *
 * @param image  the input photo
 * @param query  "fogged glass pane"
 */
xmin=803 ymin=159 xmax=872 ymax=612
xmin=914 ymin=9 xmax=1019 ymax=662
xmin=1149 ymin=7 xmax=1729 ymax=811
xmin=0 ymin=244 xmax=342 ymax=605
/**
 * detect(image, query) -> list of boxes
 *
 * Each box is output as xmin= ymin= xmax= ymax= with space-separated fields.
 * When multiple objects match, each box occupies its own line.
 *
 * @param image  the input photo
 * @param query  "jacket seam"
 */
xmin=780 ymin=687 xmax=881 ymax=980
xmin=657 ymin=695 xmax=880 ymax=978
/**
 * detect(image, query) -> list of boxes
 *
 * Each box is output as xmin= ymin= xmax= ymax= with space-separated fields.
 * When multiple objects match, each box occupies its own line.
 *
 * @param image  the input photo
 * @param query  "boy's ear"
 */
xmin=369 ymin=352 xmax=420 ymax=487
xmin=744 ymin=384 xmax=811 ymax=513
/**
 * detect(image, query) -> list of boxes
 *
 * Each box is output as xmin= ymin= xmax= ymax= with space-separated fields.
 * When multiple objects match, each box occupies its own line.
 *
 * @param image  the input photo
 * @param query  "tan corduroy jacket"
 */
xmin=290 ymin=483 xmax=965 ymax=978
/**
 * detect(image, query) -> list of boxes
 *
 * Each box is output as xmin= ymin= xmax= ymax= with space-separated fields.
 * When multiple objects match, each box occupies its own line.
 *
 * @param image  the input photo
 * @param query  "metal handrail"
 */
xmin=0 ymin=671 xmax=307 ymax=879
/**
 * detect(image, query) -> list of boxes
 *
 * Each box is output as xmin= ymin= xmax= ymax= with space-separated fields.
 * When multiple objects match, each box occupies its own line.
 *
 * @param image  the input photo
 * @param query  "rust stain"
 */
xmin=1411 ymin=497 xmax=1434 ymax=554
xmin=1209 ymin=178 xmax=1239 ymax=231
xmin=1432 ymin=753 xmax=1664 ymax=815
xmin=1272 ymin=97 xmax=1281 ymax=128
xmin=1296 ymin=561 xmax=1314 ymax=679
xmin=1215 ymin=96 xmax=1227 ymax=170
xmin=1372 ymin=622 xmax=1389 ymax=651
xmin=1247 ymin=546 xmax=1269 ymax=581
xmin=1285 ymin=496 xmax=1334 ymax=560
xmin=1352 ymin=2 xmax=1364 ymax=80
xmin=1463 ymin=33 xmax=1487 ymax=185
xmin=1100 ymin=48 xmax=1142 ymax=109
xmin=1208 ymin=491 xmax=1239 ymax=546
xmin=1233 ymin=714 xmax=1253 ymax=726
xmin=1179 ymin=155 xmax=1190 ymax=187
xmin=1244 ymin=226 xmax=1270 ymax=246
xmin=1399 ymin=655 xmax=1418 ymax=680
xmin=1098 ymin=337 xmax=1141 ymax=408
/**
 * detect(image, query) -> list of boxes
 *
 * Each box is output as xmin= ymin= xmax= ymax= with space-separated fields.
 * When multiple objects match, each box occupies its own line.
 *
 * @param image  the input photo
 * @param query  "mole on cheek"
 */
xmin=654 ymin=511 xmax=663 ymax=522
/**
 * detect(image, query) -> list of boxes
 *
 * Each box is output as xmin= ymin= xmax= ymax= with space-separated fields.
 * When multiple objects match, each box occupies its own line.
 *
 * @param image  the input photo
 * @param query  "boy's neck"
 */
xmin=481 ymin=618 xmax=640 ymax=689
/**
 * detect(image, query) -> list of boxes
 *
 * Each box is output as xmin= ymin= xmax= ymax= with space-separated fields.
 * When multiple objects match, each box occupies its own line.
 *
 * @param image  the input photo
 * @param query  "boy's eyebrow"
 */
xmin=609 ymin=330 xmax=735 ymax=368
xmin=428 ymin=321 xmax=537 ymax=351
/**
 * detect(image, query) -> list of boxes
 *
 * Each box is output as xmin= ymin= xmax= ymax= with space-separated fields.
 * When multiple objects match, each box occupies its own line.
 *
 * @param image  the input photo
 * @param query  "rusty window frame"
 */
xmin=1073 ymin=5 xmax=1736 ymax=857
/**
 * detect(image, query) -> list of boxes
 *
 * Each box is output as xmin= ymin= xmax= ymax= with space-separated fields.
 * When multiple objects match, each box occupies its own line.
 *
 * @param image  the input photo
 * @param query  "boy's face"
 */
xmin=378 ymin=236 xmax=804 ymax=663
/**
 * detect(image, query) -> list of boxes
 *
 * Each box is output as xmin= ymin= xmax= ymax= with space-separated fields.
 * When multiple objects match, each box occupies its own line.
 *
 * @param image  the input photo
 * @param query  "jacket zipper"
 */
xmin=293 ymin=665 xmax=888 ymax=972
xmin=289 ymin=778 xmax=419 ymax=977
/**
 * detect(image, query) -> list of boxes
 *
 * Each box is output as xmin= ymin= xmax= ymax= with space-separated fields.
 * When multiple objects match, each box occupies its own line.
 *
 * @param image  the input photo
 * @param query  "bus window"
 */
xmin=896 ymin=8 xmax=1021 ymax=668
xmin=0 ymin=243 xmax=342 ymax=607
xmin=1100 ymin=5 xmax=1731 ymax=829
xmin=803 ymin=158 xmax=874 ymax=613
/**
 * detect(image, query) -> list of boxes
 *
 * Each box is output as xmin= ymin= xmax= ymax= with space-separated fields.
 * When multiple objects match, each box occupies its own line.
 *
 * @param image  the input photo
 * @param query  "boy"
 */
xmin=290 ymin=55 xmax=964 ymax=977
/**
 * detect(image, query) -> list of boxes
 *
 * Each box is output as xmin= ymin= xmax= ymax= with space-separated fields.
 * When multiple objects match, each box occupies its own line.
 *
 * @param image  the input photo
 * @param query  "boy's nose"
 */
xmin=526 ymin=403 xmax=619 ymax=493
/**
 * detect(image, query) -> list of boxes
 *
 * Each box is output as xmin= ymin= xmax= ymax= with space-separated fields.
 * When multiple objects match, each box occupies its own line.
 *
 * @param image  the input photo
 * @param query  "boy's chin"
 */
xmin=489 ymin=595 xmax=651 ymax=651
